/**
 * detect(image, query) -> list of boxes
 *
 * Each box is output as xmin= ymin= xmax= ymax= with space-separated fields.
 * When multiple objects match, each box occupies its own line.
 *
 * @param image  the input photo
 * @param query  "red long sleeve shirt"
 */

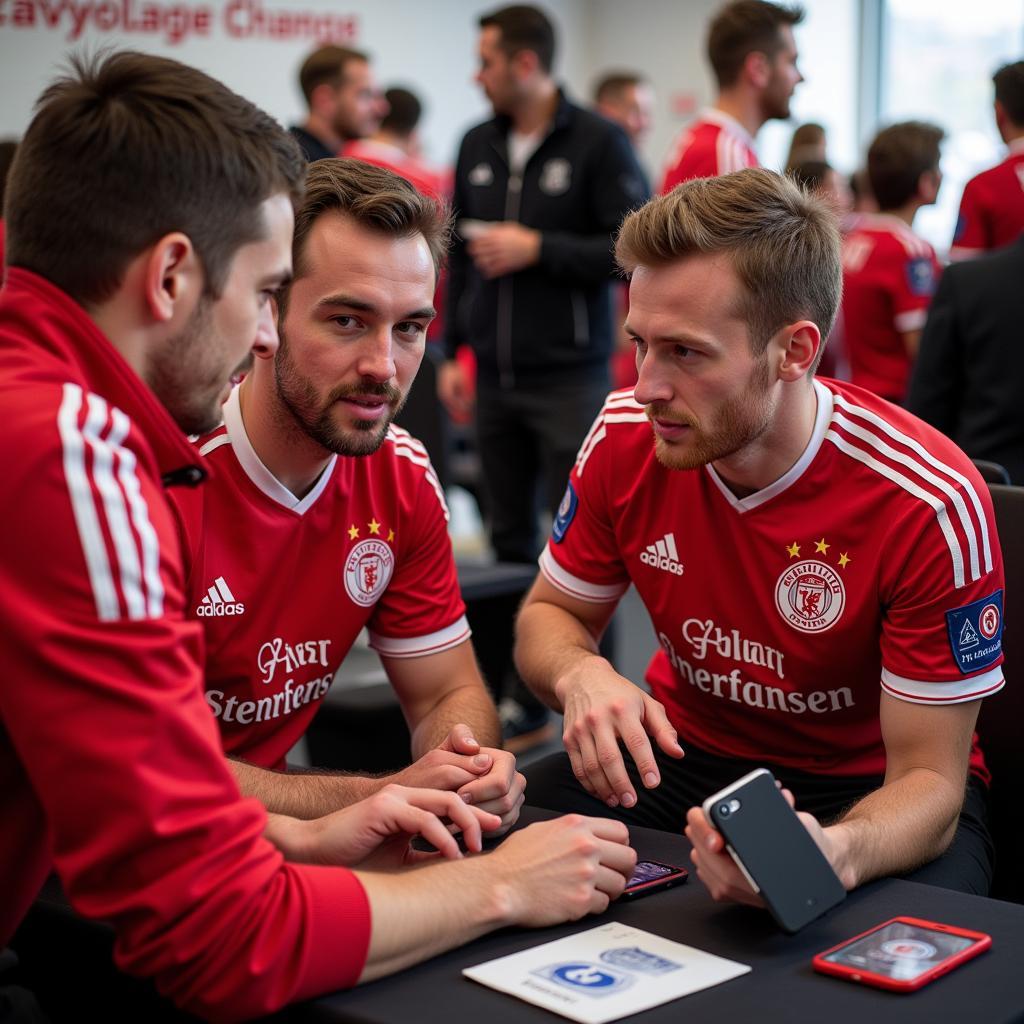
xmin=0 ymin=269 xmax=371 ymax=1021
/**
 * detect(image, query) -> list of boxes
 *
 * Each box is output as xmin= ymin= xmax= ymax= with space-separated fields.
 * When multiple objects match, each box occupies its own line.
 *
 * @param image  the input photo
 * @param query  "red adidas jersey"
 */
xmin=542 ymin=379 xmax=1003 ymax=781
xmin=841 ymin=213 xmax=942 ymax=403
xmin=660 ymin=110 xmax=758 ymax=194
xmin=950 ymin=141 xmax=1024 ymax=260
xmin=0 ymin=270 xmax=370 ymax=1018
xmin=173 ymin=386 xmax=468 ymax=770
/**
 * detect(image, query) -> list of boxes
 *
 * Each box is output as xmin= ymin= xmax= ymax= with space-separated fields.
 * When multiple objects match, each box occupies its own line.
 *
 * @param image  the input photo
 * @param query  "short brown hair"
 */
xmin=5 ymin=51 xmax=304 ymax=306
xmin=280 ymin=158 xmax=451 ymax=314
xmin=593 ymin=72 xmax=645 ymax=105
xmin=297 ymin=45 xmax=369 ymax=106
xmin=616 ymin=168 xmax=841 ymax=360
xmin=993 ymin=61 xmax=1024 ymax=126
xmin=479 ymin=5 xmax=556 ymax=74
xmin=708 ymin=0 xmax=804 ymax=89
xmin=867 ymin=121 xmax=944 ymax=211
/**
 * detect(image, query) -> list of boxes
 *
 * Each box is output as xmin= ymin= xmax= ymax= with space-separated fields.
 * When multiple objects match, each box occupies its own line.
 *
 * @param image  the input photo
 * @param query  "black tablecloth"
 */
xmin=292 ymin=808 xmax=1024 ymax=1024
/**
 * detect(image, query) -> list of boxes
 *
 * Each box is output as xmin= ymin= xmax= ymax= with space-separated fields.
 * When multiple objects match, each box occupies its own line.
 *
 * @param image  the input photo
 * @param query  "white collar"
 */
xmin=221 ymin=385 xmax=337 ymax=515
xmin=698 ymin=107 xmax=758 ymax=152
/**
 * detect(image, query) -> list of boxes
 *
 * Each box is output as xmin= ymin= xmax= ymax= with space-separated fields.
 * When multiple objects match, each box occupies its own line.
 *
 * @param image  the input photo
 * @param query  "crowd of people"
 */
xmin=0 ymin=0 xmax=1020 ymax=1019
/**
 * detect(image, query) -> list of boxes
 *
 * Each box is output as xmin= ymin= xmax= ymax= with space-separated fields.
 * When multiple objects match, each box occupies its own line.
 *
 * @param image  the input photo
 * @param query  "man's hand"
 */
xmin=558 ymin=657 xmax=683 ymax=809
xmin=468 ymin=222 xmax=541 ymax=279
xmin=684 ymin=790 xmax=842 ymax=906
xmin=490 ymin=815 xmax=636 ymax=925
xmin=392 ymin=724 xmax=526 ymax=835
xmin=437 ymin=359 xmax=473 ymax=420
xmin=272 ymin=784 xmax=502 ymax=868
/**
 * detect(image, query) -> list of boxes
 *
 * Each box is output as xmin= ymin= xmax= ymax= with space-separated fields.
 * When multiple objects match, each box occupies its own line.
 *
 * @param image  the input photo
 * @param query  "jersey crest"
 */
xmin=344 ymin=538 xmax=395 ymax=607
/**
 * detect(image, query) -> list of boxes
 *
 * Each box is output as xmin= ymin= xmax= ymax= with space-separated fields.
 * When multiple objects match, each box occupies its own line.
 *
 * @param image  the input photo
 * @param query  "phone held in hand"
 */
xmin=813 ymin=917 xmax=991 ymax=991
xmin=702 ymin=767 xmax=845 ymax=933
xmin=622 ymin=860 xmax=689 ymax=900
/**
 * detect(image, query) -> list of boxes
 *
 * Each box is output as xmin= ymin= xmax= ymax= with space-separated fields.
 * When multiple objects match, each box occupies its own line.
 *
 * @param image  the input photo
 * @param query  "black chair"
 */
xmin=978 ymin=484 xmax=1024 ymax=903
xmin=973 ymin=459 xmax=1011 ymax=485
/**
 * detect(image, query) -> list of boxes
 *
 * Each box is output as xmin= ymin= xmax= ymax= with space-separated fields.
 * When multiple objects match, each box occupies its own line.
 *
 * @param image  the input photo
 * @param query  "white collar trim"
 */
xmin=699 ymin=108 xmax=758 ymax=152
xmin=705 ymin=378 xmax=833 ymax=513
xmin=222 ymin=386 xmax=337 ymax=515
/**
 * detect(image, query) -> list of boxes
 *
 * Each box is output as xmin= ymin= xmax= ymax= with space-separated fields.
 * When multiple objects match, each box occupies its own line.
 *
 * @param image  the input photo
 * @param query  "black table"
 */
xmin=294 ymin=808 xmax=1024 ymax=1024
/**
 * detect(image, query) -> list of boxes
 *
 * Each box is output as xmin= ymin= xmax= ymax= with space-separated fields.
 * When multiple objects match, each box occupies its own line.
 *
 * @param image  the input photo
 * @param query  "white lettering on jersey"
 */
xmin=681 ymin=618 xmax=785 ymax=680
xmin=640 ymin=532 xmax=684 ymax=576
xmin=196 ymin=575 xmax=245 ymax=617
xmin=257 ymin=637 xmax=333 ymax=685
xmin=660 ymin=632 xmax=853 ymax=715
xmin=206 ymin=673 xmax=333 ymax=724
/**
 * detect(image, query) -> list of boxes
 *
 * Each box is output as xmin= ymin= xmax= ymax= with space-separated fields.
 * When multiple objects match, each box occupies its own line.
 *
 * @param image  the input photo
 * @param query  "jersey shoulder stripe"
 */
xmin=575 ymin=389 xmax=647 ymax=477
xmin=58 ymin=382 xmax=164 ymax=622
xmin=384 ymin=425 xmax=449 ymax=521
xmin=827 ymin=393 xmax=993 ymax=590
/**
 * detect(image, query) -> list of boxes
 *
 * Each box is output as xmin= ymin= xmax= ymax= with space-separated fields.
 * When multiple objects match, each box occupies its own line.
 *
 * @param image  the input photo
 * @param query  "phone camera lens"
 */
xmin=718 ymin=803 xmax=731 ymax=817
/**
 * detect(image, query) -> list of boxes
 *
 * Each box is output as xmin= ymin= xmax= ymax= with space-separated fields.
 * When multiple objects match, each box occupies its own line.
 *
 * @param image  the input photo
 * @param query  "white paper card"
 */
xmin=463 ymin=922 xmax=751 ymax=1023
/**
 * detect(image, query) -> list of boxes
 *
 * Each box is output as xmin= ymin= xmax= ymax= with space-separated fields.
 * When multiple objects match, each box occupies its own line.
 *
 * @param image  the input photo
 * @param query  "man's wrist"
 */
xmin=264 ymin=812 xmax=313 ymax=862
xmin=553 ymin=653 xmax=607 ymax=708
xmin=821 ymin=820 xmax=859 ymax=890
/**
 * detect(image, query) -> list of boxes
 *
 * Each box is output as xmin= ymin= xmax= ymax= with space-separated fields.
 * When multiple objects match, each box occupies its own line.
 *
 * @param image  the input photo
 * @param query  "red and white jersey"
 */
xmin=173 ymin=386 xmax=469 ymax=770
xmin=950 ymin=140 xmax=1024 ymax=260
xmin=660 ymin=109 xmax=758 ymax=194
xmin=542 ymin=379 xmax=1003 ymax=781
xmin=0 ymin=269 xmax=370 ymax=1018
xmin=840 ymin=213 xmax=942 ymax=403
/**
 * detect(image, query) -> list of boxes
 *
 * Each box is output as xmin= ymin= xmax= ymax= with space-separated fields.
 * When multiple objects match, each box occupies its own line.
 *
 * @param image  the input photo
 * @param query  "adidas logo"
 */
xmin=196 ymin=576 xmax=245 ymax=617
xmin=640 ymin=533 xmax=684 ymax=576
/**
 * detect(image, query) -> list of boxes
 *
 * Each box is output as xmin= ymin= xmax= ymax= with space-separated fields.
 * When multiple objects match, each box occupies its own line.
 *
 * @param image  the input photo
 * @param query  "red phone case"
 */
xmin=622 ymin=862 xmax=688 ymax=900
xmin=813 ymin=916 xmax=991 ymax=992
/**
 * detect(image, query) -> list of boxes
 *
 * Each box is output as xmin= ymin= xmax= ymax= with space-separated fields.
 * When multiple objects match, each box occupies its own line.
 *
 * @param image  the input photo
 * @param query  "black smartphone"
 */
xmin=813 ymin=917 xmax=992 ymax=991
xmin=702 ymin=768 xmax=846 ymax=933
xmin=622 ymin=859 xmax=689 ymax=899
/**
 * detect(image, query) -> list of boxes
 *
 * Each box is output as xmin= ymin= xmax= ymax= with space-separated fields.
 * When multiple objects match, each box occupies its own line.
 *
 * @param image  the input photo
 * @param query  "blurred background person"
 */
xmin=784 ymin=120 xmax=826 ymax=171
xmin=660 ymin=0 xmax=804 ymax=192
xmin=289 ymin=45 xmax=387 ymax=162
xmin=908 ymin=236 xmax=1024 ymax=484
xmin=840 ymin=121 xmax=944 ymax=405
xmin=950 ymin=61 xmax=1024 ymax=261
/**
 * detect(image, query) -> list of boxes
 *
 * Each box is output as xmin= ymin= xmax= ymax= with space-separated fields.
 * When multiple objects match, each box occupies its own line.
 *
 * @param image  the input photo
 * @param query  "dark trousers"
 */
xmin=524 ymin=742 xmax=994 ymax=896
xmin=475 ymin=374 xmax=609 ymax=564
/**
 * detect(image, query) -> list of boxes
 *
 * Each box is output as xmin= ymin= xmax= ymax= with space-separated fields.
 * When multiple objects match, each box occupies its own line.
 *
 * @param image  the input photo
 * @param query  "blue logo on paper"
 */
xmin=601 ymin=947 xmax=682 ymax=975
xmin=533 ymin=962 xmax=633 ymax=997
xmin=551 ymin=482 xmax=578 ymax=544
xmin=906 ymin=257 xmax=936 ymax=297
xmin=946 ymin=589 xmax=1003 ymax=674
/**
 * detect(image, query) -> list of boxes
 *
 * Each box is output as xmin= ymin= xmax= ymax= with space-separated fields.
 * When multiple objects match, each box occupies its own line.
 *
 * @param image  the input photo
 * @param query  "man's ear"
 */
xmin=918 ymin=168 xmax=941 ymax=205
xmin=776 ymin=320 xmax=821 ymax=382
xmin=309 ymin=81 xmax=336 ymax=117
xmin=744 ymin=50 xmax=771 ymax=90
xmin=142 ymin=232 xmax=202 ymax=325
xmin=512 ymin=47 xmax=540 ymax=82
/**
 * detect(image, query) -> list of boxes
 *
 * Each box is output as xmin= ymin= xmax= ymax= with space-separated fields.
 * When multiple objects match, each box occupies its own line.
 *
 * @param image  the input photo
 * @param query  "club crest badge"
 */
xmin=539 ymin=158 xmax=572 ymax=195
xmin=344 ymin=539 xmax=394 ymax=607
xmin=775 ymin=559 xmax=845 ymax=633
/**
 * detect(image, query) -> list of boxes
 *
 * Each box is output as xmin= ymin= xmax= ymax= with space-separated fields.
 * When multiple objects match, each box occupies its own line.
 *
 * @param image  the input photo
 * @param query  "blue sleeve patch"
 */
xmin=945 ymin=589 xmax=1003 ymax=674
xmin=952 ymin=212 xmax=967 ymax=243
xmin=551 ymin=481 xmax=578 ymax=544
xmin=906 ymin=256 xmax=936 ymax=297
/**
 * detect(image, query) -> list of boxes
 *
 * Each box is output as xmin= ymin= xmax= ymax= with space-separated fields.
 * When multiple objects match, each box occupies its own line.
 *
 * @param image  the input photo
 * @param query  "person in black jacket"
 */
xmin=438 ymin=5 xmax=648 ymax=746
xmin=906 ymin=237 xmax=1024 ymax=484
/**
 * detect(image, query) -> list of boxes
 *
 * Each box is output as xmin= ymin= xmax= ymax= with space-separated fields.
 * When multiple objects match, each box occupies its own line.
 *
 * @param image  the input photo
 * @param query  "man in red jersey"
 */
xmin=174 ymin=158 xmax=524 ymax=829
xmin=0 ymin=52 xmax=636 ymax=1020
xmin=841 ymin=122 xmax=944 ymax=404
xmin=950 ymin=61 xmax=1024 ymax=261
xmin=518 ymin=169 xmax=1004 ymax=900
xmin=660 ymin=0 xmax=803 ymax=193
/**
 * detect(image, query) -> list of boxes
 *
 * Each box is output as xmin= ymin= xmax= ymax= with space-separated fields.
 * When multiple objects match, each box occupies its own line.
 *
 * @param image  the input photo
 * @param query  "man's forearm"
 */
xmin=408 ymin=683 xmax=500 ymax=757
xmin=231 ymin=758 xmax=388 ymax=819
xmin=515 ymin=600 xmax=604 ymax=711
xmin=824 ymin=767 xmax=965 ymax=889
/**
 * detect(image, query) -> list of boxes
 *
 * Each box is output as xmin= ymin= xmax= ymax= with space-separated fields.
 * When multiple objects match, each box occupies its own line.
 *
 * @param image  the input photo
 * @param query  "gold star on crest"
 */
xmin=838 ymin=552 xmax=851 ymax=569
xmin=368 ymin=518 xmax=381 ymax=535
xmin=815 ymin=537 xmax=830 ymax=554
xmin=387 ymin=529 xmax=395 ymax=543
xmin=786 ymin=541 xmax=801 ymax=558
xmin=347 ymin=524 xmax=360 ymax=540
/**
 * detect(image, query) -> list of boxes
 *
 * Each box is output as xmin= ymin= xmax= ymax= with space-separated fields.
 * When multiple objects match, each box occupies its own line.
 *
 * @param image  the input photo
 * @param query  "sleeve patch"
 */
xmin=952 ymin=212 xmax=967 ymax=243
xmin=551 ymin=481 xmax=578 ymax=544
xmin=945 ymin=589 xmax=1003 ymax=674
xmin=906 ymin=256 xmax=936 ymax=297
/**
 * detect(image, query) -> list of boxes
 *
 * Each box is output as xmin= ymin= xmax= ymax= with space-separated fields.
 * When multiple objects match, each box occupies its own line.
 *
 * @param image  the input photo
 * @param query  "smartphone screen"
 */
xmin=623 ymin=860 xmax=688 ymax=898
xmin=820 ymin=920 xmax=977 ymax=982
